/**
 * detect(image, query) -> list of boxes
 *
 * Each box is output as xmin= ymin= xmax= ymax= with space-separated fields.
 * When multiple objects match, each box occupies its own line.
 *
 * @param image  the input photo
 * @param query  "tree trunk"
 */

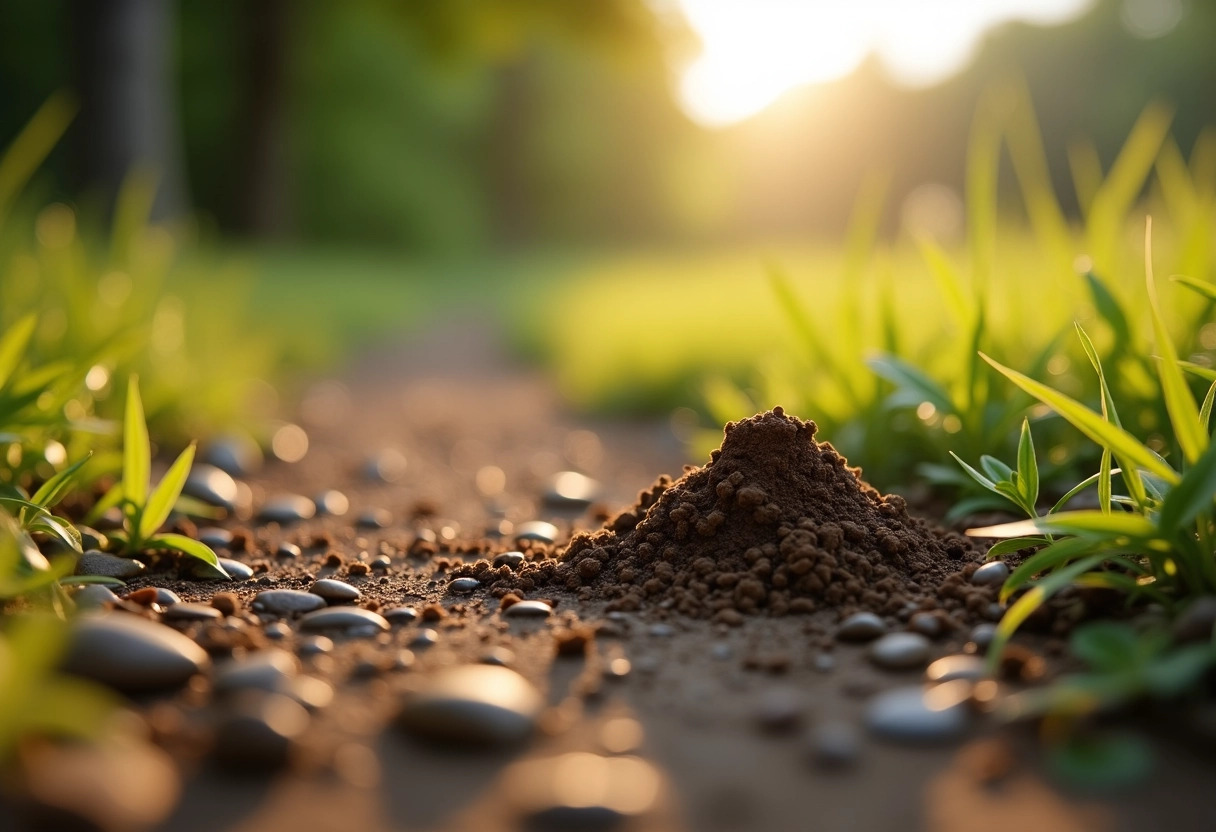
xmin=240 ymin=0 xmax=291 ymax=237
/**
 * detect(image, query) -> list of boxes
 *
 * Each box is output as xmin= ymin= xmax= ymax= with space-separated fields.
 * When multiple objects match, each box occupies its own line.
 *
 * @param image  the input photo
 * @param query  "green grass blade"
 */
xmin=981 ymin=352 xmax=1179 ymax=485
xmin=0 ymin=92 xmax=76 ymax=225
xmin=916 ymin=238 xmax=970 ymax=325
xmin=82 ymin=482 xmax=124 ymax=525
xmin=1181 ymin=361 xmax=1216 ymax=383
xmin=1017 ymin=419 xmax=1039 ymax=508
xmin=949 ymin=452 xmax=997 ymax=490
xmin=1075 ymin=323 xmax=1122 ymax=426
xmin=980 ymin=455 xmax=1015 ymax=483
xmin=1156 ymin=439 xmax=1216 ymax=537
xmin=147 ymin=533 xmax=227 ymax=577
xmin=986 ymin=536 xmax=1051 ymax=559
xmin=0 ymin=314 xmax=37 ymax=391
xmin=867 ymin=354 xmax=955 ymax=414
xmin=139 ymin=443 xmax=195 ymax=540
xmin=1049 ymin=466 xmax=1122 ymax=514
xmin=1031 ymin=509 xmax=1158 ymax=539
xmin=28 ymin=515 xmax=81 ymax=553
xmin=1098 ymin=449 xmax=1113 ymax=515
xmin=1170 ymin=274 xmax=1216 ymax=302
xmin=30 ymin=452 xmax=93 ymax=509
xmin=122 ymin=377 xmax=150 ymax=511
xmin=1200 ymin=380 xmax=1216 ymax=433
xmin=1082 ymin=273 xmax=1133 ymax=352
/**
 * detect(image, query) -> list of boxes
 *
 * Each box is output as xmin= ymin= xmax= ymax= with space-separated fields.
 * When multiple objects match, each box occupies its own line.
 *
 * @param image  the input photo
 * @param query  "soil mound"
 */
xmin=474 ymin=409 xmax=986 ymax=623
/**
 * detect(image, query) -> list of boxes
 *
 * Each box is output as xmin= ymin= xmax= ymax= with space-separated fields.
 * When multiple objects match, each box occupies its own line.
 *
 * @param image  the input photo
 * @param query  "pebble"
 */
xmin=755 ymin=688 xmax=804 ymax=733
xmin=276 ymin=542 xmax=301 ymax=559
xmin=449 ymin=577 xmax=480 ymax=594
xmin=202 ymin=435 xmax=263 ymax=477
xmin=865 ymin=683 xmax=969 ymax=743
xmin=908 ymin=612 xmax=942 ymax=638
xmin=504 ymin=752 xmax=661 ymax=827
xmin=393 ymin=650 xmax=416 ymax=671
xmin=515 ymin=520 xmax=559 ymax=545
xmin=298 ymin=607 xmax=389 ymax=636
xmin=197 ymin=527 xmax=234 ymax=550
xmin=298 ymin=635 xmax=334 ymax=656
xmin=493 ymin=551 xmax=525 ymax=570
xmin=253 ymin=589 xmax=327 ymax=615
xmin=263 ymin=622 xmax=291 ymax=640
xmin=396 ymin=665 xmax=543 ymax=746
xmin=184 ymin=463 xmax=241 ymax=510
xmin=1173 ymin=596 xmax=1216 ymax=642
xmin=313 ymin=489 xmax=350 ymax=516
xmin=309 ymin=578 xmax=362 ymax=604
xmin=214 ymin=649 xmax=299 ymax=694
xmin=362 ymin=449 xmax=407 ymax=483
xmin=480 ymin=647 xmax=515 ymax=667
xmin=925 ymin=654 xmax=989 ymax=684
xmin=868 ymin=632 xmax=931 ymax=670
xmin=212 ymin=692 xmax=310 ymax=770
xmin=711 ymin=643 xmax=733 ymax=661
xmin=542 ymin=471 xmax=601 ymax=509
xmin=503 ymin=600 xmax=552 ymax=618
xmin=809 ymin=720 xmax=861 ymax=767
xmin=371 ymin=554 xmax=392 ymax=570
xmin=289 ymin=676 xmax=334 ymax=710
xmin=162 ymin=602 xmax=223 ymax=622
xmin=383 ymin=606 xmax=419 ymax=624
xmin=648 ymin=623 xmax=676 ymax=637
xmin=75 ymin=550 xmax=144 ymax=579
xmin=72 ymin=584 xmax=122 ymax=608
xmin=63 ymin=613 xmax=210 ymax=692
xmin=835 ymin=612 xmax=887 ymax=642
xmin=148 ymin=588 xmax=182 ymax=605
xmin=410 ymin=628 xmax=439 ymax=648
xmin=356 ymin=508 xmax=392 ymax=529
xmin=969 ymin=623 xmax=997 ymax=651
xmin=971 ymin=561 xmax=1011 ymax=586
xmin=813 ymin=653 xmax=836 ymax=673
xmin=218 ymin=558 xmax=253 ymax=580
xmin=258 ymin=495 xmax=316 ymax=524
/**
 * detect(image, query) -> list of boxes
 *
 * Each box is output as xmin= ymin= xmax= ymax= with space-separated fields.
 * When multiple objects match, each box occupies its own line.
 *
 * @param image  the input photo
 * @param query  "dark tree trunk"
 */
xmin=240 ymin=0 xmax=291 ymax=237
xmin=71 ymin=0 xmax=188 ymax=221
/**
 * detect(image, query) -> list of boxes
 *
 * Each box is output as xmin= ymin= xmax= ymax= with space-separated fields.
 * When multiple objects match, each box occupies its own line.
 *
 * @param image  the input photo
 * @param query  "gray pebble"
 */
xmin=908 ymin=612 xmax=942 ymax=638
xmin=313 ymin=489 xmax=349 ymax=516
xmin=755 ymin=688 xmax=804 ymax=733
xmin=648 ymin=623 xmax=675 ymax=637
xmin=179 ymin=556 xmax=234 ymax=582
xmin=214 ymin=649 xmax=299 ymax=694
xmin=813 ymin=653 xmax=836 ymax=673
xmin=542 ymin=471 xmax=601 ymax=509
xmin=711 ymin=643 xmax=733 ymax=661
xmin=202 ymin=436 xmax=262 ymax=477
xmin=297 ymin=635 xmax=334 ymax=656
xmin=515 ymin=521 xmax=559 ymax=545
xmin=383 ymin=606 xmax=418 ymax=624
xmin=1173 ymin=596 xmax=1216 ymax=643
xmin=212 ymin=692 xmax=310 ymax=770
xmin=396 ymin=665 xmax=543 ymax=746
xmin=72 ymin=584 xmax=122 ymax=609
xmin=258 ymin=495 xmax=316 ymax=524
xmin=503 ymin=600 xmax=552 ymax=619
xmin=969 ymin=623 xmax=997 ymax=651
xmin=925 ymin=654 xmax=989 ymax=684
xmin=449 ymin=577 xmax=480 ymax=594
xmin=410 ymin=628 xmax=439 ymax=648
xmin=184 ymin=464 xmax=240 ymax=510
xmin=218 ymin=558 xmax=253 ymax=581
xmin=971 ymin=561 xmax=1010 ymax=586
xmin=276 ymin=542 xmax=301 ymax=559
xmin=309 ymin=578 xmax=361 ymax=604
xmin=63 ymin=613 xmax=210 ymax=692
xmin=865 ymin=683 xmax=969 ymax=743
xmin=809 ymin=720 xmax=861 ymax=767
xmin=197 ymin=527 xmax=233 ymax=550
xmin=162 ymin=602 xmax=223 ymax=622
xmin=492 ymin=551 xmax=525 ymax=570
xmin=263 ymin=622 xmax=291 ymax=640
xmin=371 ymin=554 xmax=392 ymax=570
xmin=868 ymin=632 xmax=931 ymax=670
xmin=297 ymin=607 xmax=389 ymax=635
xmin=75 ymin=551 xmax=144 ymax=579
xmin=836 ymin=612 xmax=887 ymax=642
xmin=356 ymin=508 xmax=392 ymax=529
xmin=148 ymin=588 xmax=182 ymax=605
xmin=253 ymin=589 xmax=327 ymax=615
xmin=479 ymin=647 xmax=515 ymax=667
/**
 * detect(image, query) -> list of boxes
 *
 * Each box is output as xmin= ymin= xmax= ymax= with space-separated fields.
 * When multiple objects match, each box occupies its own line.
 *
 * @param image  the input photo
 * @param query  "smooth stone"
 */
xmin=63 ymin=613 xmax=211 ymax=692
xmin=180 ymin=556 xmax=234 ymax=581
xmin=969 ymin=623 xmax=998 ymax=651
xmin=410 ymin=628 xmax=439 ymax=648
xmin=384 ymin=606 xmax=419 ymax=624
xmin=313 ymin=489 xmax=349 ymax=516
xmin=1173 ymin=596 xmax=1216 ymax=642
xmin=492 ymin=551 xmax=525 ymax=570
xmin=298 ymin=607 xmax=389 ymax=635
xmin=809 ymin=720 xmax=861 ymax=767
xmin=362 ymin=449 xmax=407 ymax=483
xmin=72 ymin=584 xmax=122 ymax=609
xmin=371 ymin=554 xmax=393 ymax=570
xmin=258 ymin=495 xmax=316 ymax=524
xmin=184 ymin=464 xmax=240 ymax=510
xmin=515 ymin=521 xmax=559 ymax=545
xmin=480 ymin=647 xmax=515 ymax=667
xmin=836 ymin=612 xmax=887 ymax=642
xmin=309 ymin=578 xmax=362 ymax=603
xmin=276 ymin=542 xmax=301 ymax=559
xmin=263 ymin=622 xmax=291 ymax=640
xmin=542 ymin=471 xmax=601 ymax=509
xmin=290 ymin=676 xmax=335 ymax=710
xmin=972 ymin=561 xmax=1011 ymax=586
xmin=149 ymin=588 xmax=182 ymax=605
xmin=356 ymin=508 xmax=392 ymax=529
xmin=298 ymin=635 xmax=334 ymax=656
xmin=755 ymin=688 xmax=804 ymax=733
xmin=396 ymin=665 xmax=543 ymax=746
xmin=505 ymin=752 xmax=661 ymax=826
xmin=214 ymin=649 xmax=299 ymax=694
xmin=162 ymin=602 xmax=223 ymax=622
xmin=711 ymin=643 xmax=733 ymax=661
xmin=197 ymin=527 xmax=233 ymax=549
xmin=503 ymin=600 xmax=552 ymax=619
xmin=868 ymin=632 xmax=931 ymax=670
xmin=865 ymin=684 xmax=969 ymax=744
xmin=253 ymin=589 xmax=327 ymax=615
xmin=75 ymin=550 xmax=144 ymax=579
xmin=925 ymin=654 xmax=989 ymax=684
xmin=218 ymin=558 xmax=253 ymax=580
xmin=212 ymin=692 xmax=310 ymax=770
xmin=449 ymin=577 xmax=480 ymax=594
xmin=202 ymin=435 xmax=263 ymax=477
xmin=813 ymin=653 xmax=836 ymax=673
xmin=908 ymin=612 xmax=943 ymax=638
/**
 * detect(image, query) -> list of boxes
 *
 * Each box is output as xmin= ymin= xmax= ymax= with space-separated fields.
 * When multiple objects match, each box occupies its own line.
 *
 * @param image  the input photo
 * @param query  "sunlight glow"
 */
xmin=675 ymin=0 xmax=1096 ymax=127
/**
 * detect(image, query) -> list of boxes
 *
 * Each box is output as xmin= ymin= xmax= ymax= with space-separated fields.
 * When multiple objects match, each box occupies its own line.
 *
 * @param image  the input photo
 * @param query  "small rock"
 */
xmin=925 ymin=654 xmax=989 ymax=684
xmin=493 ymin=551 xmax=525 ymax=570
xmin=162 ymin=602 xmax=223 ymax=622
xmin=263 ymin=622 xmax=291 ymax=640
xmin=148 ymin=588 xmax=182 ymax=606
xmin=309 ymin=578 xmax=362 ymax=604
xmin=809 ymin=720 xmax=861 ymax=767
xmin=503 ymin=600 xmax=552 ymax=619
xmin=75 ymin=550 xmax=144 ymax=579
xmin=865 ymin=683 xmax=970 ymax=744
xmin=1173 ymin=596 xmax=1216 ymax=643
xmin=297 ymin=635 xmax=334 ymax=656
xmin=756 ymin=688 xmax=804 ymax=733
xmin=969 ymin=623 xmax=998 ymax=652
xmin=384 ymin=606 xmax=418 ymax=624
xmin=515 ymin=520 xmax=559 ymax=545
xmin=298 ymin=607 xmax=389 ymax=635
xmin=711 ymin=643 xmax=732 ymax=661
xmin=258 ymin=495 xmax=316 ymax=524
xmin=371 ymin=554 xmax=392 ymax=570
xmin=214 ymin=649 xmax=299 ymax=694
xmin=72 ymin=584 xmax=122 ymax=609
xmin=63 ymin=613 xmax=211 ymax=692
xmin=313 ymin=489 xmax=349 ymax=516
xmin=814 ymin=653 xmax=836 ymax=673
xmin=396 ymin=665 xmax=543 ymax=746
xmin=288 ymin=675 xmax=334 ymax=710
xmin=202 ymin=435 xmax=263 ymax=477
xmin=908 ymin=612 xmax=942 ymax=638
xmin=218 ymin=557 xmax=253 ymax=580
xmin=410 ymin=628 xmax=439 ymax=648
xmin=543 ymin=471 xmax=601 ymax=509
xmin=356 ymin=508 xmax=392 ymax=529
xmin=972 ymin=561 xmax=1011 ymax=586
xmin=197 ymin=527 xmax=233 ymax=549
xmin=212 ymin=692 xmax=310 ymax=770
xmin=362 ymin=449 xmax=407 ymax=483
xmin=253 ymin=589 xmax=327 ymax=615
xmin=836 ymin=612 xmax=886 ymax=642
xmin=449 ymin=577 xmax=480 ymax=594
xmin=868 ymin=632 xmax=931 ymax=670
xmin=184 ymin=463 xmax=240 ymax=510
xmin=276 ymin=542 xmax=301 ymax=559
xmin=480 ymin=647 xmax=515 ymax=666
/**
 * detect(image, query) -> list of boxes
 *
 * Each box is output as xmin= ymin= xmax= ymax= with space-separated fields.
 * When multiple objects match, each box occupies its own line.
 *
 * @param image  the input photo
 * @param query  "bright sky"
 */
xmin=675 ymin=0 xmax=1096 ymax=127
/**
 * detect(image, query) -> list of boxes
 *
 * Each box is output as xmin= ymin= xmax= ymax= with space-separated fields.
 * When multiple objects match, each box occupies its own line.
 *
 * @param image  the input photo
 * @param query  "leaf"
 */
xmin=1145 ymin=218 xmax=1206 ymax=465
xmin=28 ymin=516 xmax=82 ymax=553
xmin=998 ymin=537 xmax=1108 ymax=603
xmin=82 ymin=482 xmax=123 ymax=526
xmin=1156 ymin=439 xmax=1216 ymax=536
xmin=0 ymin=314 xmax=37 ymax=391
xmin=1075 ymin=323 xmax=1122 ymax=427
xmin=122 ymin=376 xmax=150 ymax=511
xmin=867 ymin=354 xmax=955 ymax=415
xmin=1017 ymin=419 xmax=1039 ymax=509
xmin=949 ymin=452 xmax=996 ymax=490
xmin=146 ymin=533 xmax=228 ymax=578
xmin=1049 ymin=466 xmax=1123 ymax=514
xmin=1070 ymin=621 xmax=1140 ymax=673
xmin=980 ymin=455 xmax=1014 ymax=484
xmin=1098 ymin=449 xmax=1113 ymax=515
xmin=30 ymin=452 xmax=93 ymax=509
xmin=1171 ymin=274 xmax=1216 ymax=302
xmin=985 ymin=536 xmax=1050 ymax=559
xmin=1082 ymin=272 xmax=1132 ymax=350
xmin=138 ymin=443 xmax=195 ymax=541
xmin=1200 ymin=380 xmax=1216 ymax=433
xmin=1048 ymin=733 xmax=1154 ymax=790
xmin=981 ymin=352 xmax=1179 ymax=485
xmin=1143 ymin=644 xmax=1216 ymax=697
xmin=1179 ymin=361 xmax=1216 ymax=382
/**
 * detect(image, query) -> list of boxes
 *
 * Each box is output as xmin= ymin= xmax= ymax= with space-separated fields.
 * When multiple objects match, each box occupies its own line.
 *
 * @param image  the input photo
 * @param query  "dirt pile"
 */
xmin=470 ymin=409 xmax=987 ymax=623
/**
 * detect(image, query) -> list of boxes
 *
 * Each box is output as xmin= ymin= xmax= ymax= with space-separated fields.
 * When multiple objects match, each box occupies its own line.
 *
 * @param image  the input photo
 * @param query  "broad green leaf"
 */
xmin=1035 ymin=510 xmax=1158 ymax=540
xmin=980 ymin=455 xmax=1014 ymax=484
xmin=1156 ymin=439 xmax=1216 ymax=536
xmin=122 ymin=377 xmax=150 ymax=509
xmin=146 ymin=533 xmax=227 ymax=577
xmin=138 ymin=443 xmax=195 ymax=541
xmin=1145 ymin=219 xmax=1206 ymax=465
xmin=981 ymin=353 xmax=1179 ymax=485
xmin=30 ymin=452 xmax=93 ymax=509
xmin=0 ymin=314 xmax=36 ymax=391
xmin=998 ymin=536 xmax=1108 ymax=603
xmin=28 ymin=516 xmax=81 ymax=553
xmin=1171 ymin=274 xmax=1216 ymax=302
xmin=1070 ymin=621 xmax=1140 ymax=673
xmin=1017 ymin=419 xmax=1039 ymax=508
xmin=1143 ymin=645 xmax=1216 ymax=697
